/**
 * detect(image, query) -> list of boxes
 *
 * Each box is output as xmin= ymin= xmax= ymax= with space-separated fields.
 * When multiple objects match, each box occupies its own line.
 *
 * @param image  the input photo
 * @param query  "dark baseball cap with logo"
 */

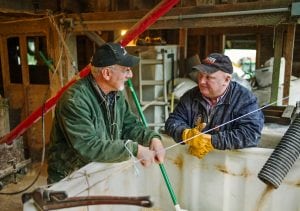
xmin=91 ymin=42 xmax=139 ymax=67
xmin=192 ymin=53 xmax=233 ymax=74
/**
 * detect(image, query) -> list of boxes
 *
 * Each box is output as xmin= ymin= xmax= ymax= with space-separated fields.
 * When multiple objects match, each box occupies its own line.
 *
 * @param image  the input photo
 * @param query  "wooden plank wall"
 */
xmin=0 ymin=17 xmax=63 ymax=160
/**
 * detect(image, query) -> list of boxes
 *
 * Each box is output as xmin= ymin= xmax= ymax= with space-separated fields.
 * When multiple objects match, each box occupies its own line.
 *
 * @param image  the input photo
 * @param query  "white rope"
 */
xmin=125 ymin=139 xmax=140 ymax=176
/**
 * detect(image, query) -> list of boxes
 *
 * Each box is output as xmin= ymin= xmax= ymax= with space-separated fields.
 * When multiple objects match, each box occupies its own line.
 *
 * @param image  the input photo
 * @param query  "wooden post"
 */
xmin=220 ymin=34 xmax=226 ymax=52
xmin=283 ymin=24 xmax=296 ymax=105
xmin=179 ymin=28 xmax=187 ymax=77
xmin=0 ymin=96 xmax=9 ymax=137
xmin=256 ymin=34 xmax=261 ymax=69
xmin=270 ymin=25 xmax=284 ymax=105
xmin=204 ymin=34 xmax=210 ymax=56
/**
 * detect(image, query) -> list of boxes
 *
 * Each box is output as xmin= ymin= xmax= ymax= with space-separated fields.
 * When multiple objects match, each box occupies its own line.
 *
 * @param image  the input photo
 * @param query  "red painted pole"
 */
xmin=0 ymin=0 xmax=179 ymax=145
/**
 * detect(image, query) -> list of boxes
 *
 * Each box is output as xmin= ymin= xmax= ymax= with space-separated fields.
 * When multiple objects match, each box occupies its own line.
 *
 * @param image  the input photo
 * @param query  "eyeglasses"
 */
xmin=108 ymin=65 xmax=132 ymax=75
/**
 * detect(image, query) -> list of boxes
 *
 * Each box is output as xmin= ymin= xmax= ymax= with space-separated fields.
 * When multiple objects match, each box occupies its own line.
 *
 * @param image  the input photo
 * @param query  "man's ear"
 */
xmin=225 ymin=74 xmax=232 ymax=82
xmin=102 ymin=68 xmax=111 ymax=80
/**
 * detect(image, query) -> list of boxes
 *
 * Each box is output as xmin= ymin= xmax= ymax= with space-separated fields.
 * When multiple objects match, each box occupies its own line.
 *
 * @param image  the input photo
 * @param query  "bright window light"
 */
xmin=224 ymin=49 xmax=256 ymax=80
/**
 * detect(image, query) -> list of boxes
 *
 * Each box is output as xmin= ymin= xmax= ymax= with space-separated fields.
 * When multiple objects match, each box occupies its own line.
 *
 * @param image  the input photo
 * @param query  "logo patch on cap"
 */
xmin=120 ymin=46 xmax=127 ymax=55
xmin=191 ymin=53 xmax=233 ymax=74
xmin=203 ymin=57 xmax=216 ymax=64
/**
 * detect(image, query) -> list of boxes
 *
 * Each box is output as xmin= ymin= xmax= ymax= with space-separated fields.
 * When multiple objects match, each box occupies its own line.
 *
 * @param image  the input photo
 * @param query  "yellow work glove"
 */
xmin=182 ymin=123 xmax=214 ymax=159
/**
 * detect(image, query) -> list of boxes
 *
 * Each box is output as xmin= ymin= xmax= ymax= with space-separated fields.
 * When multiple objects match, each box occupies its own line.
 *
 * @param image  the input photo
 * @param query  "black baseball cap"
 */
xmin=91 ymin=42 xmax=139 ymax=67
xmin=192 ymin=53 xmax=233 ymax=74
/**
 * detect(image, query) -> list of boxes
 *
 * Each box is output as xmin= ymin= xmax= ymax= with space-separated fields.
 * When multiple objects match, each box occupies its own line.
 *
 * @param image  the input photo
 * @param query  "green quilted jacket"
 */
xmin=47 ymin=74 xmax=161 ymax=183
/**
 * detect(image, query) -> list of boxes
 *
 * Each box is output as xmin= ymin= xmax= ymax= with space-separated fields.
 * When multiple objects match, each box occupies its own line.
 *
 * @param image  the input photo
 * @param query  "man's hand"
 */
xmin=187 ymin=133 xmax=214 ymax=159
xmin=182 ymin=123 xmax=214 ymax=159
xmin=149 ymin=138 xmax=165 ymax=163
xmin=137 ymin=145 xmax=155 ymax=167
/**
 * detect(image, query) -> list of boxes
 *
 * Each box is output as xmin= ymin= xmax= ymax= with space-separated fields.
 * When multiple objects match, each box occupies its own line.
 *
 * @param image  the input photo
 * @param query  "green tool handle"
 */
xmin=127 ymin=80 xmax=148 ymax=126
xmin=127 ymin=79 xmax=178 ymax=205
xmin=159 ymin=162 xmax=178 ymax=205
xmin=39 ymin=51 xmax=55 ymax=72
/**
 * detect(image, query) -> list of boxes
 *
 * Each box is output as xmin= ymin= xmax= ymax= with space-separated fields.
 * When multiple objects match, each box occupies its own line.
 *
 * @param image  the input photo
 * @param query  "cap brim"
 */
xmin=192 ymin=64 xmax=218 ymax=74
xmin=117 ymin=55 xmax=140 ymax=67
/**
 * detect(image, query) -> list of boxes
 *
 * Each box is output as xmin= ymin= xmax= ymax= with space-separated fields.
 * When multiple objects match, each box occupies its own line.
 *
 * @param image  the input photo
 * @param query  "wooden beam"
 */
xmin=20 ymin=36 xmax=29 ymax=87
xmin=189 ymin=26 xmax=275 ymax=35
xmin=179 ymin=28 xmax=187 ymax=77
xmin=270 ymin=24 xmax=284 ymax=105
xmin=70 ymin=13 xmax=289 ymax=31
xmin=179 ymin=28 xmax=187 ymax=58
xmin=283 ymin=24 xmax=296 ymax=105
xmin=220 ymin=34 xmax=225 ymax=52
xmin=67 ymin=2 xmax=291 ymax=32
xmin=155 ymin=14 xmax=289 ymax=29
xmin=84 ymin=31 xmax=106 ymax=47
xmin=0 ymin=35 xmax=9 ymax=95
xmin=0 ymin=17 xmax=49 ymax=35
xmin=205 ymin=35 xmax=209 ymax=56
xmin=70 ymin=1 xmax=291 ymax=21
xmin=256 ymin=34 xmax=261 ymax=68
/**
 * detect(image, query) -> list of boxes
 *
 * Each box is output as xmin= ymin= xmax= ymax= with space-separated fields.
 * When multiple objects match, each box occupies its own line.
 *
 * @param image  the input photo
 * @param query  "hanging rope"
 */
xmin=47 ymin=11 xmax=77 ymax=73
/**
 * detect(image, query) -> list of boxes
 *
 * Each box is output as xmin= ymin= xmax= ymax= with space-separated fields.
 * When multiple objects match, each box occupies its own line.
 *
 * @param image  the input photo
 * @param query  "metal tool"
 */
xmin=22 ymin=188 xmax=153 ymax=211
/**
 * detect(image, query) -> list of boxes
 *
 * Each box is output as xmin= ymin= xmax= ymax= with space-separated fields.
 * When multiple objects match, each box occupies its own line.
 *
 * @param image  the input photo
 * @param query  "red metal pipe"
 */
xmin=0 ymin=0 xmax=179 ymax=145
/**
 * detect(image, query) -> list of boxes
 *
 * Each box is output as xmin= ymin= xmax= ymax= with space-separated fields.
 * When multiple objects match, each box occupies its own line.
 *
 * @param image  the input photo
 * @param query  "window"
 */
xmin=7 ymin=37 xmax=22 ymax=84
xmin=27 ymin=36 xmax=49 ymax=84
xmin=224 ymin=49 xmax=256 ymax=80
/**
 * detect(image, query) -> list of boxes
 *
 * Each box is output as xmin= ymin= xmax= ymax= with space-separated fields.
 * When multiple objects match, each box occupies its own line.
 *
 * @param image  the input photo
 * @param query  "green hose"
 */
xmin=127 ymin=79 xmax=178 ymax=206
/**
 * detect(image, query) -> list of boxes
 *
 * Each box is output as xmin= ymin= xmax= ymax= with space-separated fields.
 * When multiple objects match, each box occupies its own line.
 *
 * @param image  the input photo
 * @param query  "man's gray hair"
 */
xmin=91 ymin=65 xmax=104 ymax=77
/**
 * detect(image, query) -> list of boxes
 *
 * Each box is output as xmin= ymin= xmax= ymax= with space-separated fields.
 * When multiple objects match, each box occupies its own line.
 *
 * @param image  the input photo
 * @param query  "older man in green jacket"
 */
xmin=47 ymin=43 xmax=165 ymax=184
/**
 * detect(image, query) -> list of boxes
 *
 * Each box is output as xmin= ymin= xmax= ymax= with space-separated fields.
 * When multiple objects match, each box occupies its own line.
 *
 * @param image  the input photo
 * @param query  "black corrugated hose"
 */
xmin=258 ymin=114 xmax=300 ymax=188
xmin=258 ymin=113 xmax=300 ymax=188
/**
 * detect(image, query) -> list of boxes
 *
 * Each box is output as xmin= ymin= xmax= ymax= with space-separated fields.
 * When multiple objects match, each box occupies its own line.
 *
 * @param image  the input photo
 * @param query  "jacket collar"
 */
xmin=87 ymin=73 xmax=120 ymax=102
